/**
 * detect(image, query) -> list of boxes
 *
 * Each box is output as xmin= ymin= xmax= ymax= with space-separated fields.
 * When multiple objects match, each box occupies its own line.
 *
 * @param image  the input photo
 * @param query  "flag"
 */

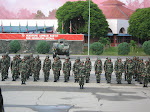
xmin=1 ymin=21 xmax=3 ymax=33
xmin=44 ymin=22 xmax=46 ymax=33
xmin=62 ymin=21 xmax=64 ymax=34
xmin=10 ymin=22 xmax=11 ymax=33
xmin=26 ymin=21 xmax=28 ymax=33
xmin=53 ymin=25 xmax=54 ymax=33
xmin=36 ymin=22 xmax=38 ymax=33
xmin=19 ymin=22 xmax=21 ymax=33
xmin=70 ymin=21 xmax=72 ymax=34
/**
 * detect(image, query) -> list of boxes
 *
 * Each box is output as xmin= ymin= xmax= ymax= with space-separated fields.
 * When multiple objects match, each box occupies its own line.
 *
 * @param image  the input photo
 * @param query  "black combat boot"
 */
xmin=97 ymin=80 xmax=100 ymax=83
xmin=82 ymin=85 xmax=84 ymax=89
xmin=86 ymin=80 xmax=89 ymax=83
xmin=80 ymin=85 xmax=82 ymax=89
xmin=74 ymin=79 xmax=77 ymax=83
xmin=21 ymin=81 xmax=24 ymax=85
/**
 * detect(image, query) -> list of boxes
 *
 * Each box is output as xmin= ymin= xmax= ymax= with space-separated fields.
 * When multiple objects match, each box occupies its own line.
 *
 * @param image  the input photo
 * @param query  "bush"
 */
xmin=143 ymin=40 xmax=150 ymax=55
xmin=90 ymin=42 xmax=104 ymax=55
xmin=118 ymin=42 xmax=130 ymax=55
xmin=9 ymin=40 xmax=21 ymax=53
xmin=36 ymin=41 xmax=50 ymax=54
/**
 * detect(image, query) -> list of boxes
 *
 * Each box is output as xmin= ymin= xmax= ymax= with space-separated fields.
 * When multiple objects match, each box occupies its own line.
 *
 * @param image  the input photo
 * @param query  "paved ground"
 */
xmin=1 ymin=55 xmax=150 ymax=112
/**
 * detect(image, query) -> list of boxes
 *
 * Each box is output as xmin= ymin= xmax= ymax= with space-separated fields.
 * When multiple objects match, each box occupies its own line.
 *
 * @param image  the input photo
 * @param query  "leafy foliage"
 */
xmin=34 ymin=10 xmax=45 ymax=19
xmin=130 ymin=40 xmax=137 ymax=52
xmin=56 ymin=0 xmax=108 ymax=37
xmin=118 ymin=42 xmax=130 ymax=55
xmin=90 ymin=42 xmax=104 ymax=55
xmin=9 ymin=40 xmax=21 ymax=53
xmin=128 ymin=7 xmax=150 ymax=39
xmin=36 ymin=41 xmax=50 ymax=54
xmin=143 ymin=40 xmax=150 ymax=55
xmin=99 ymin=37 xmax=110 ymax=47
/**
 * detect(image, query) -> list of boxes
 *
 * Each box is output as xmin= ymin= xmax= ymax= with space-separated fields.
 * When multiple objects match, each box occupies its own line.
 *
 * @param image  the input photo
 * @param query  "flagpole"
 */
xmin=62 ymin=21 xmax=64 ymax=34
xmin=10 ymin=22 xmax=11 ymax=33
xmin=88 ymin=0 xmax=90 ymax=56
xmin=70 ymin=21 xmax=72 ymax=34
xmin=1 ymin=21 xmax=3 ymax=33
xmin=26 ymin=21 xmax=28 ymax=33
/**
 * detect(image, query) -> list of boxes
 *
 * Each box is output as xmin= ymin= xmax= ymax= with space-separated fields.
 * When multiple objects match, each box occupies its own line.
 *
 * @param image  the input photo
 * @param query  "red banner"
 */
xmin=0 ymin=34 xmax=84 ymax=41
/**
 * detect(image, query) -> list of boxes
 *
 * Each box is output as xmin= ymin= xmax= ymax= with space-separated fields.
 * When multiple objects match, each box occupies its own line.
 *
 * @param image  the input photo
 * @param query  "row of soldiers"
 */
xmin=0 ymin=54 xmax=150 ymax=88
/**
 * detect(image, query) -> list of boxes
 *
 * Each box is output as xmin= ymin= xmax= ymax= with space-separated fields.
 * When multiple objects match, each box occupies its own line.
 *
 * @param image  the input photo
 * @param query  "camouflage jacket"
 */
xmin=43 ymin=60 xmax=51 ymax=71
xmin=19 ymin=62 xmax=28 ymax=73
xmin=115 ymin=62 xmax=124 ymax=73
xmin=63 ymin=61 xmax=71 ymax=72
xmin=105 ymin=62 xmax=113 ymax=73
xmin=85 ymin=61 xmax=92 ymax=73
xmin=95 ymin=63 xmax=102 ymax=73
xmin=52 ymin=61 xmax=60 ymax=71
xmin=11 ymin=60 xmax=19 ymax=71
xmin=73 ymin=61 xmax=80 ymax=73
xmin=33 ymin=61 xmax=39 ymax=72
xmin=79 ymin=65 xmax=86 ymax=77
xmin=126 ymin=63 xmax=134 ymax=73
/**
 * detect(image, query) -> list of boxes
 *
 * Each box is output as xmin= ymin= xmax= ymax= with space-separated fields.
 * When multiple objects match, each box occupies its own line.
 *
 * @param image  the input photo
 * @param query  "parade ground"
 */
xmin=1 ymin=55 xmax=150 ymax=112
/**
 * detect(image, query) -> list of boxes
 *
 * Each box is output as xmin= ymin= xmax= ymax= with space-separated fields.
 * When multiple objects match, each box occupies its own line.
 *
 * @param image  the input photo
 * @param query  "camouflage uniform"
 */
xmin=84 ymin=57 xmax=92 ymax=83
xmin=79 ymin=61 xmax=86 ymax=89
xmin=63 ymin=57 xmax=70 ymax=82
xmin=104 ymin=57 xmax=108 ymax=80
xmin=36 ymin=55 xmax=41 ymax=80
xmin=124 ymin=58 xmax=129 ymax=81
xmin=115 ymin=58 xmax=124 ymax=84
xmin=5 ymin=53 xmax=10 ymax=79
xmin=73 ymin=57 xmax=81 ymax=83
xmin=32 ymin=57 xmax=39 ymax=81
xmin=148 ymin=57 xmax=150 ymax=82
xmin=138 ymin=59 xmax=144 ymax=84
xmin=0 ymin=55 xmax=8 ymax=81
xmin=29 ymin=54 xmax=34 ymax=76
xmin=11 ymin=57 xmax=19 ymax=81
xmin=95 ymin=58 xmax=102 ymax=83
xmin=57 ymin=56 xmax=62 ymax=80
xmin=126 ymin=59 xmax=134 ymax=84
xmin=105 ymin=58 xmax=113 ymax=83
xmin=67 ymin=56 xmax=71 ymax=80
xmin=52 ymin=57 xmax=60 ymax=82
xmin=132 ymin=56 xmax=137 ymax=79
xmin=16 ymin=55 xmax=22 ymax=78
xmin=143 ymin=61 xmax=150 ymax=87
xmin=43 ymin=56 xmax=51 ymax=82
xmin=19 ymin=58 xmax=27 ymax=84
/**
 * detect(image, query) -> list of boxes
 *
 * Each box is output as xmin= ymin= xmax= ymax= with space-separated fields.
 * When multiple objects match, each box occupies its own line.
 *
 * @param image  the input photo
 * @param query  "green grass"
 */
xmin=83 ymin=47 xmax=148 ymax=56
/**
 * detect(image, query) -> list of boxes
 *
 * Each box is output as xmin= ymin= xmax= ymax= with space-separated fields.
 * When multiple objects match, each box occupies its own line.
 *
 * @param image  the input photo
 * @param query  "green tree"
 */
xmin=128 ymin=7 xmax=150 ymax=39
xmin=36 ymin=41 xmax=50 ymax=54
xmin=118 ymin=42 xmax=130 ymax=55
xmin=143 ymin=40 xmax=150 ymax=55
xmin=34 ymin=10 xmax=45 ymax=19
xmin=56 ymin=0 xmax=109 ymax=37
xmin=130 ymin=40 xmax=137 ymax=52
xmin=99 ymin=37 xmax=110 ymax=48
xmin=90 ymin=42 xmax=104 ymax=55
xmin=9 ymin=40 xmax=21 ymax=53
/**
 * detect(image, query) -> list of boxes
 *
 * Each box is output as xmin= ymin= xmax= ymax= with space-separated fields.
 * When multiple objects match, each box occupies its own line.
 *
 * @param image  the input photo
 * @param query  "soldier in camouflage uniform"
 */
xmin=135 ymin=57 xmax=140 ymax=81
xmin=105 ymin=58 xmax=113 ymax=83
xmin=0 ymin=55 xmax=8 ymax=81
xmin=126 ymin=59 xmax=134 ymax=84
xmin=29 ymin=54 xmax=34 ymax=76
xmin=36 ymin=55 xmax=41 ymax=80
xmin=115 ymin=58 xmax=124 ymax=84
xmin=57 ymin=56 xmax=62 ymax=80
xmin=79 ymin=61 xmax=86 ymax=89
xmin=11 ymin=57 xmax=19 ymax=81
xmin=124 ymin=58 xmax=129 ymax=81
xmin=138 ymin=59 xmax=144 ymax=84
xmin=16 ymin=54 xmax=22 ymax=78
xmin=19 ymin=58 xmax=27 ymax=84
xmin=95 ymin=58 xmax=102 ymax=83
xmin=73 ymin=57 xmax=81 ymax=83
xmin=148 ymin=57 xmax=150 ymax=82
xmin=104 ymin=57 xmax=108 ymax=80
xmin=5 ymin=53 xmax=10 ymax=79
xmin=67 ymin=56 xmax=71 ymax=80
xmin=32 ymin=57 xmax=39 ymax=81
xmin=43 ymin=56 xmax=51 ymax=82
xmin=143 ymin=61 xmax=150 ymax=87
xmin=132 ymin=56 xmax=137 ymax=79
xmin=52 ymin=57 xmax=60 ymax=82
xmin=84 ymin=57 xmax=92 ymax=83
xmin=63 ymin=57 xmax=70 ymax=82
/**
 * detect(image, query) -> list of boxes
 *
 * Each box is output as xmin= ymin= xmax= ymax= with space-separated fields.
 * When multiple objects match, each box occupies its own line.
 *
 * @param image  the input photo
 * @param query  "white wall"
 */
xmin=0 ymin=19 xmax=58 ymax=31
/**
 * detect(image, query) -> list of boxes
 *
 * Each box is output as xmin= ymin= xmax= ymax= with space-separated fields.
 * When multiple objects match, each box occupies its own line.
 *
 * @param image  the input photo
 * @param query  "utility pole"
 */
xmin=88 ymin=0 xmax=90 ymax=55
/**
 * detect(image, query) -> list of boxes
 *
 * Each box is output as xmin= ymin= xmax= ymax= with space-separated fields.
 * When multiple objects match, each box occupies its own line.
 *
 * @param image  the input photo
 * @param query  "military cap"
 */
xmin=86 ymin=57 xmax=90 ymax=61
xmin=77 ymin=57 xmax=80 ymax=60
xmin=65 ymin=57 xmax=69 ymax=60
xmin=108 ymin=58 xmax=111 ymax=61
xmin=97 ymin=57 xmax=101 ymax=60
xmin=37 ymin=55 xmax=39 ymax=58
xmin=46 ymin=55 xmax=49 ymax=59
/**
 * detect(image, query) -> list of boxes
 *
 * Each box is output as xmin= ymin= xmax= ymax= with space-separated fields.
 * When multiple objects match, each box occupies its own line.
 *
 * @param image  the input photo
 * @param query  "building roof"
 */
xmin=100 ymin=0 xmax=134 ymax=20
xmin=0 ymin=26 xmax=53 ymax=33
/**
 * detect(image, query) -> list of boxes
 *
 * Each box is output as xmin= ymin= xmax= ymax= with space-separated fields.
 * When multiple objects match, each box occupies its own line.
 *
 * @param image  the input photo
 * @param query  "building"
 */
xmin=100 ymin=0 xmax=134 ymax=46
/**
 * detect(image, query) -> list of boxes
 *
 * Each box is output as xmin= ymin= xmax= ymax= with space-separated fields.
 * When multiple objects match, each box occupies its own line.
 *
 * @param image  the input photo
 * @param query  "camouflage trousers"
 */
xmin=44 ymin=71 xmax=50 ymax=81
xmin=53 ymin=71 xmax=59 ymax=81
xmin=1 ymin=69 xmax=6 ymax=80
xmin=85 ymin=72 xmax=90 ymax=81
xmin=79 ymin=76 xmax=84 ymax=86
xmin=21 ymin=71 xmax=26 ymax=82
xmin=127 ymin=72 xmax=133 ymax=83
xmin=95 ymin=72 xmax=101 ymax=83
xmin=12 ymin=69 xmax=18 ymax=79
xmin=106 ymin=72 xmax=112 ymax=83
xmin=64 ymin=71 xmax=69 ymax=82
xmin=74 ymin=71 xmax=79 ymax=81
xmin=138 ymin=72 xmax=143 ymax=84
xmin=116 ymin=72 xmax=122 ymax=83
xmin=143 ymin=76 xmax=149 ymax=86
xmin=33 ymin=71 xmax=38 ymax=81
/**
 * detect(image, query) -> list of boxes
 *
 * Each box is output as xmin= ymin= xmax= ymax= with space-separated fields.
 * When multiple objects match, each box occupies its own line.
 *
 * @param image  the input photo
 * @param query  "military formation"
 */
xmin=0 ymin=53 xmax=150 ymax=89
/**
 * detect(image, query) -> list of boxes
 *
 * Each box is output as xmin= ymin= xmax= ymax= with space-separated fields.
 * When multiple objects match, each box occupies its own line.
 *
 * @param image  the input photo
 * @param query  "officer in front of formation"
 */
xmin=63 ymin=57 xmax=71 ymax=82
xmin=94 ymin=58 xmax=102 ymax=83
xmin=79 ymin=61 xmax=86 ymax=89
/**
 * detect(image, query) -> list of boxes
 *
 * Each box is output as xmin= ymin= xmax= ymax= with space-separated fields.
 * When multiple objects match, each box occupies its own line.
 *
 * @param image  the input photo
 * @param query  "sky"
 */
xmin=1 ymin=0 xmax=142 ymax=16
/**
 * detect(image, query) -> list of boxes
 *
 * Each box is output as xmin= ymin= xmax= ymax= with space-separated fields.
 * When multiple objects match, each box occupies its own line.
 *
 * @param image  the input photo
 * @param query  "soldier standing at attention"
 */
xmin=115 ymin=58 xmax=124 ymax=84
xmin=57 ymin=56 xmax=62 ymax=80
xmin=132 ymin=56 xmax=137 ymax=79
xmin=148 ymin=57 xmax=150 ymax=82
xmin=0 ymin=55 xmax=8 ymax=81
xmin=36 ymin=55 xmax=41 ymax=80
xmin=95 ymin=58 xmax=102 ymax=83
xmin=19 ymin=58 xmax=27 ymax=85
xmin=126 ymin=59 xmax=134 ymax=84
xmin=63 ymin=57 xmax=70 ymax=82
xmin=85 ymin=57 xmax=92 ymax=83
xmin=73 ymin=57 xmax=81 ymax=83
xmin=79 ymin=61 xmax=86 ymax=89
xmin=52 ymin=57 xmax=60 ymax=82
xmin=138 ymin=59 xmax=144 ymax=84
xmin=29 ymin=54 xmax=34 ymax=77
xmin=124 ymin=58 xmax=129 ymax=81
xmin=5 ymin=53 xmax=10 ymax=79
xmin=16 ymin=54 xmax=22 ymax=78
xmin=67 ymin=56 xmax=71 ymax=80
xmin=143 ymin=61 xmax=150 ymax=87
xmin=11 ymin=57 xmax=19 ymax=81
xmin=105 ymin=58 xmax=113 ymax=83
xmin=43 ymin=56 xmax=51 ymax=82
xmin=32 ymin=57 xmax=39 ymax=82
xmin=104 ymin=57 xmax=108 ymax=80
